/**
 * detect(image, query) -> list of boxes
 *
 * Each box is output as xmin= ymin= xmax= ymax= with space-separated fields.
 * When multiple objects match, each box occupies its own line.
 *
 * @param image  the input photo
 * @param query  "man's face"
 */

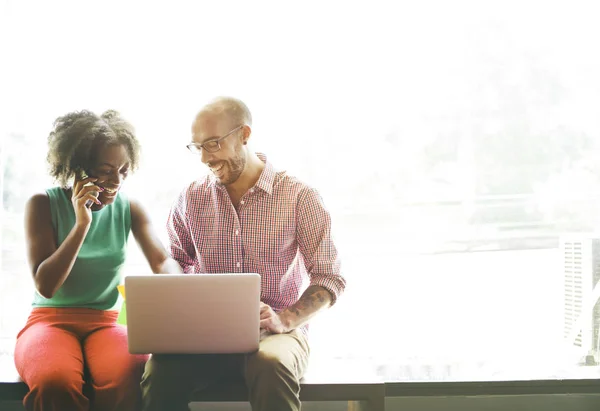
xmin=191 ymin=113 xmax=246 ymax=186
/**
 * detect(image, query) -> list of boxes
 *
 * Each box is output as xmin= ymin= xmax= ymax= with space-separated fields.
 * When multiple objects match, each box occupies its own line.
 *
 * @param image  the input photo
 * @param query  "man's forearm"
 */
xmin=281 ymin=285 xmax=333 ymax=331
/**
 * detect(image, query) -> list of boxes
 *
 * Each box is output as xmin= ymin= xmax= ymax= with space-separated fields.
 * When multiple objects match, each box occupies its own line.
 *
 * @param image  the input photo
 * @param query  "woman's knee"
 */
xmin=95 ymin=353 xmax=148 ymax=388
xmin=26 ymin=368 xmax=86 ymax=407
xmin=91 ymin=357 xmax=148 ymax=411
xmin=34 ymin=368 xmax=83 ymax=393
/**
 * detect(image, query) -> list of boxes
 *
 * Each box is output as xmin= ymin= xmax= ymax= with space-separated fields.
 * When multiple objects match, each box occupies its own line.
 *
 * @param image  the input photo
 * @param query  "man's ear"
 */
xmin=242 ymin=125 xmax=252 ymax=145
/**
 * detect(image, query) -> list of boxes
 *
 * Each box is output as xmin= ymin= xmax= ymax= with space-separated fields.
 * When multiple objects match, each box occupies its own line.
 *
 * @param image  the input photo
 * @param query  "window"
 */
xmin=2 ymin=0 xmax=600 ymax=381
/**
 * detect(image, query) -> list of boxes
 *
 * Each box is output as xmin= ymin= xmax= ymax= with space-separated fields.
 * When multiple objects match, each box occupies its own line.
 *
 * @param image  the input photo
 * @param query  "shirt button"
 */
xmin=236 ymin=262 xmax=241 ymax=268
xmin=240 ymin=200 xmax=245 ymax=205
xmin=249 ymin=189 xmax=254 ymax=193
xmin=235 ymin=230 xmax=239 ymax=236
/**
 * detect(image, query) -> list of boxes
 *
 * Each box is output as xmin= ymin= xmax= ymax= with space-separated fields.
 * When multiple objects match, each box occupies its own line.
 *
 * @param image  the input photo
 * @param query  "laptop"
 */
xmin=124 ymin=273 xmax=261 ymax=354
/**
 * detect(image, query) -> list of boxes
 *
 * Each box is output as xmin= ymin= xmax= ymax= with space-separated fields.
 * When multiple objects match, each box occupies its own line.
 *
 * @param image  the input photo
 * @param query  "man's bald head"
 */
xmin=195 ymin=96 xmax=253 ymax=129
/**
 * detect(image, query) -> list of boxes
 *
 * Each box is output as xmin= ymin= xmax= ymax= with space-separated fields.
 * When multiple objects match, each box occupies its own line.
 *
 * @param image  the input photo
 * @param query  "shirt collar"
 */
xmin=254 ymin=153 xmax=274 ymax=195
xmin=208 ymin=152 xmax=274 ymax=195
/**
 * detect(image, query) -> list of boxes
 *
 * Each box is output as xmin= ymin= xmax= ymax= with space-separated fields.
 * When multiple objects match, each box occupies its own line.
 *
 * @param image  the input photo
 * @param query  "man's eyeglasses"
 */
xmin=186 ymin=125 xmax=243 ymax=154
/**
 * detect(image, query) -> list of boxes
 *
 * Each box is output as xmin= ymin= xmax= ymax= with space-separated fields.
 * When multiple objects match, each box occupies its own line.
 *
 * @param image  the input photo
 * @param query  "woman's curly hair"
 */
xmin=47 ymin=109 xmax=141 ymax=187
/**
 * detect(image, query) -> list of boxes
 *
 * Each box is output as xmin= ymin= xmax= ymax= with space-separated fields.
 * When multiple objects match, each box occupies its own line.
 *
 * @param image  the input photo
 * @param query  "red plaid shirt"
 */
xmin=166 ymin=153 xmax=345 ymax=319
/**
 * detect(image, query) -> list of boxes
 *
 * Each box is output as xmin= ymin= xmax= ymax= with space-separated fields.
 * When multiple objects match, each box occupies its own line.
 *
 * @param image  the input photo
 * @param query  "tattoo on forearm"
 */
xmin=289 ymin=285 xmax=332 ymax=317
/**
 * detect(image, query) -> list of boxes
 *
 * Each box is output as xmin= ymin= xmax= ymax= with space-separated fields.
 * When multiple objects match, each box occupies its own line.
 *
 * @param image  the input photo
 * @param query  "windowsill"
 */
xmin=2 ymin=353 xmax=600 ymax=397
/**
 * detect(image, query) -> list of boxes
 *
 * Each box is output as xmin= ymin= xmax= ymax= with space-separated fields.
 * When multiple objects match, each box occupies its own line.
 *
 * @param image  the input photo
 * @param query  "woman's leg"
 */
xmin=83 ymin=323 xmax=148 ymax=411
xmin=14 ymin=317 xmax=88 ymax=411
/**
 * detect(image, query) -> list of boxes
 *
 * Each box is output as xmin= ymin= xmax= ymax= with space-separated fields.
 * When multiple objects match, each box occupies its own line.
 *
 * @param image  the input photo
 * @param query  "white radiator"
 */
xmin=561 ymin=235 xmax=600 ymax=363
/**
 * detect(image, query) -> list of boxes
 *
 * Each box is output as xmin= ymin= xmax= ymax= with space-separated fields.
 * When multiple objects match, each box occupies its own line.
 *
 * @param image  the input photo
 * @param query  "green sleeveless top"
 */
xmin=32 ymin=187 xmax=131 ymax=310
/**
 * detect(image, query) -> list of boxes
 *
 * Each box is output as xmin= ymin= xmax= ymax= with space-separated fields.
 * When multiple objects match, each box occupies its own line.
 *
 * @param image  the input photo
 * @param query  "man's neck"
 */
xmin=225 ymin=152 xmax=264 ymax=204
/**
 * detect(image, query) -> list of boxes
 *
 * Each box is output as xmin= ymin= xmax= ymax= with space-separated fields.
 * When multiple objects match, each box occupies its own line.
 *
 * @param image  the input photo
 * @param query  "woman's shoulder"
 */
xmin=126 ymin=195 xmax=153 ymax=216
xmin=26 ymin=187 xmax=70 ymax=214
xmin=26 ymin=191 xmax=50 ymax=206
xmin=25 ymin=191 xmax=51 ymax=216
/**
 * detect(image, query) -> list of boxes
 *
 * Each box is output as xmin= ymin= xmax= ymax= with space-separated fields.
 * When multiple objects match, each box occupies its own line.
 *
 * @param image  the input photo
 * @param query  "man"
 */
xmin=140 ymin=96 xmax=346 ymax=411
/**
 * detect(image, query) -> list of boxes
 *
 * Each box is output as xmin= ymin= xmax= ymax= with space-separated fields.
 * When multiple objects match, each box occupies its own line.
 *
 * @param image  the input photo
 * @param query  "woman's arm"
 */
xmin=130 ymin=197 xmax=182 ymax=274
xmin=27 ymin=177 xmax=102 ymax=298
xmin=25 ymin=193 xmax=88 ymax=298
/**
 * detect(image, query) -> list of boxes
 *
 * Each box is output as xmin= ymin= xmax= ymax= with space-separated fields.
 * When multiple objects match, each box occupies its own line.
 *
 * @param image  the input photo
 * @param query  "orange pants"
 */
xmin=14 ymin=307 xmax=148 ymax=411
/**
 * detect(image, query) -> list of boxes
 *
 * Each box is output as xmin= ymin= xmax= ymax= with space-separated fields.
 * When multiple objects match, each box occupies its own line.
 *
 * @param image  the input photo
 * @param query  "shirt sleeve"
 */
xmin=166 ymin=188 xmax=197 ymax=273
xmin=296 ymin=187 xmax=346 ymax=305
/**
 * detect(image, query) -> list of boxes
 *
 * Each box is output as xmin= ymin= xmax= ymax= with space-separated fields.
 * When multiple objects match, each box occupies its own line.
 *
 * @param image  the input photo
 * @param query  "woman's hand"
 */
xmin=71 ymin=175 xmax=103 ymax=227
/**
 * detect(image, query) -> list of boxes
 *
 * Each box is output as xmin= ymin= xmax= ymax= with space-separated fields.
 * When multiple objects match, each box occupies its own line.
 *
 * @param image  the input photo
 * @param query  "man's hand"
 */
xmin=260 ymin=302 xmax=291 ymax=334
xmin=260 ymin=286 xmax=333 ymax=334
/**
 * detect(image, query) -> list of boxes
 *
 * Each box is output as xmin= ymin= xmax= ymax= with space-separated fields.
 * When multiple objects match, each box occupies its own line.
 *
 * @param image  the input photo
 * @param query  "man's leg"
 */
xmin=244 ymin=330 xmax=310 ymax=411
xmin=140 ymin=353 xmax=241 ymax=411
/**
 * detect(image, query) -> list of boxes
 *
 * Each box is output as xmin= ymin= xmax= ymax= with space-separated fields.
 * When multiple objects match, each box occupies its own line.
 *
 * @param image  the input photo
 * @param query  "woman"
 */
xmin=14 ymin=109 xmax=182 ymax=411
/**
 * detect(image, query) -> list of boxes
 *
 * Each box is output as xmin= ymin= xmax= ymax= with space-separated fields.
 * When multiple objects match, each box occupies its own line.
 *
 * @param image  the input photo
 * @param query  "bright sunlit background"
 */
xmin=2 ymin=0 xmax=600 ymax=381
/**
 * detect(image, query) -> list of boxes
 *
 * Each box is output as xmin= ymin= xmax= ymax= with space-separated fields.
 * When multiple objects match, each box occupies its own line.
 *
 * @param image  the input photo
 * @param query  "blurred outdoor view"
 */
xmin=2 ymin=0 xmax=600 ymax=381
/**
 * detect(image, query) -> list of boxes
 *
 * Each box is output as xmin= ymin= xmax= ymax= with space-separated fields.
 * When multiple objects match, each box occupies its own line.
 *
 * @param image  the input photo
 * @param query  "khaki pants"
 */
xmin=140 ymin=330 xmax=310 ymax=411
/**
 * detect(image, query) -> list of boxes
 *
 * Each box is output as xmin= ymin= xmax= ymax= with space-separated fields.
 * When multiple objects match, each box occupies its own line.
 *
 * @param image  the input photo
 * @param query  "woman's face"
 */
xmin=88 ymin=144 xmax=130 ymax=207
